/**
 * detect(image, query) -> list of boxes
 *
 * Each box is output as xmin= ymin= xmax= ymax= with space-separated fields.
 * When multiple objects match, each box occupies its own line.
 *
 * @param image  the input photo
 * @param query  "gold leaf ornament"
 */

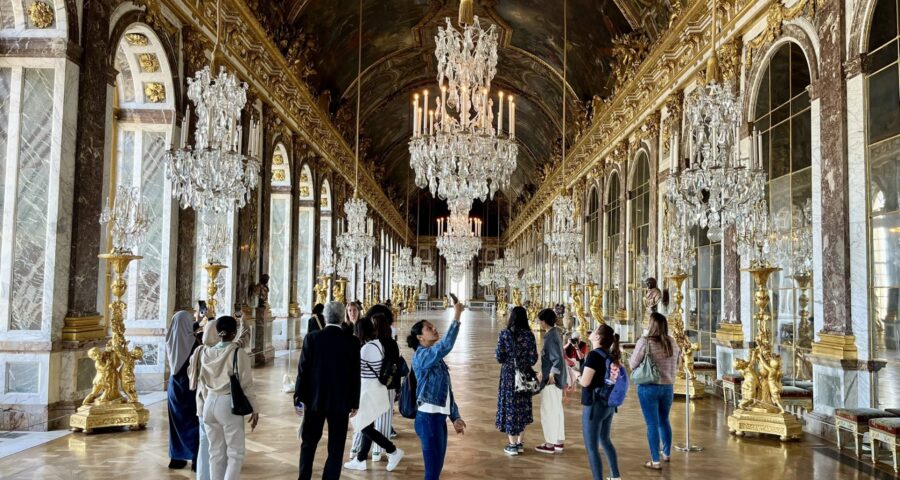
xmin=27 ymin=1 xmax=54 ymax=29
xmin=144 ymin=82 xmax=166 ymax=103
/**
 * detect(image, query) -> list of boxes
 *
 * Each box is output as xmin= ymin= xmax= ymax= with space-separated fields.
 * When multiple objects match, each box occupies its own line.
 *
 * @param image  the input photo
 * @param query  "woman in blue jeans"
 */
xmin=578 ymin=324 xmax=622 ymax=480
xmin=408 ymin=302 xmax=467 ymax=480
xmin=628 ymin=312 xmax=681 ymax=470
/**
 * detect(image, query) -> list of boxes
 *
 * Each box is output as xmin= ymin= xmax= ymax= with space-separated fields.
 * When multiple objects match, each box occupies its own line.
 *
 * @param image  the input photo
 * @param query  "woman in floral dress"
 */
xmin=495 ymin=306 xmax=539 ymax=456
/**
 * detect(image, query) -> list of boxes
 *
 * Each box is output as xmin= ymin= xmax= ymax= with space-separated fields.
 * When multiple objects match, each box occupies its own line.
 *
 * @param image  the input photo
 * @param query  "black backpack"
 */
xmin=366 ymin=342 xmax=409 ymax=390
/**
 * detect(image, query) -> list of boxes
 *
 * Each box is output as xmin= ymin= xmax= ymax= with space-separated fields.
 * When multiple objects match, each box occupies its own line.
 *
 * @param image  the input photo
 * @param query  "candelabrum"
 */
xmin=586 ymin=281 xmax=604 ymax=328
xmin=314 ymin=276 xmax=329 ymax=306
xmin=363 ymin=281 xmax=372 ymax=312
xmin=668 ymin=272 xmax=704 ymax=398
xmin=727 ymin=264 xmax=802 ymax=441
xmin=334 ymin=278 xmax=347 ymax=304
xmin=527 ymin=283 xmax=542 ymax=334
xmin=497 ymin=286 xmax=508 ymax=318
xmin=570 ymin=281 xmax=588 ymax=339
xmin=511 ymin=287 xmax=522 ymax=307
xmin=791 ymin=271 xmax=813 ymax=381
xmin=72 ymin=187 xmax=150 ymax=432
xmin=204 ymin=263 xmax=228 ymax=318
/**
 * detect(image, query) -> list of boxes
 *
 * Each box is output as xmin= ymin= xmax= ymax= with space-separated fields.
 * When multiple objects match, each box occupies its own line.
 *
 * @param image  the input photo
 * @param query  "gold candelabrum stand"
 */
xmin=407 ymin=287 xmax=418 ymax=313
xmin=314 ymin=276 xmax=329 ymax=306
xmin=497 ymin=287 xmax=508 ymax=319
xmin=586 ymin=281 xmax=604 ymax=328
xmin=668 ymin=272 xmax=704 ymax=398
xmin=727 ymin=264 xmax=802 ymax=441
xmin=512 ymin=287 xmax=523 ymax=307
xmin=791 ymin=272 xmax=813 ymax=381
xmin=363 ymin=281 xmax=372 ymax=312
xmin=570 ymin=281 xmax=589 ymax=339
xmin=527 ymin=284 xmax=541 ymax=338
xmin=373 ymin=281 xmax=381 ymax=304
xmin=70 ymin=253 xmax=150 ymax=433
xmin=203 ymin=263 xmax=227 ymax=318
xmin=334 ymin=278 xmax=347 ymax=304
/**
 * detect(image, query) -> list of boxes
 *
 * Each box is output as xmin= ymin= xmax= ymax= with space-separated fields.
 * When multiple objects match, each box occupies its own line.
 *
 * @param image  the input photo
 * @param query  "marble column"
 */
xmin=173 ymin=208 xmax=196 ymax=312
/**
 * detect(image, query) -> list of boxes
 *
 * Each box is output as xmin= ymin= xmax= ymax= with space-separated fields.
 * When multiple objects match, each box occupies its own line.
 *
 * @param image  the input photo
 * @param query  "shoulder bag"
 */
xmin=630 ymin=338 xmax=661 ymax=385
xmin=230 ymin=347 xmax=254 ymax=415
xmin=512 ymin=332 xmax=541 ymax=395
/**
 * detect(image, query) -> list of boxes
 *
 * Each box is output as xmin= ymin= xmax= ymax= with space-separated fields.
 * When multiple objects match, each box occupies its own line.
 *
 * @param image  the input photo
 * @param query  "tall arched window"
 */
xmin=268 ymin=144 xmax=291 ymax=317
xmin=629 ymin=152 xmax=651 ymax=331
xmin=318 ymin=179 xmax=333 ymax=280
xmin=587 ymin=186 xmax=601 ymax=257
xmin=686 ymin=226 xmax=721 ymax=363
xmin=752 ymin=42 xmax=813 ymax=381
xmin=295 ymin=165 xmax=315 ymax=312
xmin=605 ymin=172 xmax=621 ymax=319
xmin=866 ymin=0 xmax=900 ymax=407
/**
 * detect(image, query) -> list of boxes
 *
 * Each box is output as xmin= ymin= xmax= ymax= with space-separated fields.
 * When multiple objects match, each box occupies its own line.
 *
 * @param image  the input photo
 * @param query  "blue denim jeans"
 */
xmin=636 ymin=384 xmax=674 ymax=462
xmin=415 ymin=411 xmax=448 ymax=480
xmin=582 ymin=404 xmax=620 ymax=480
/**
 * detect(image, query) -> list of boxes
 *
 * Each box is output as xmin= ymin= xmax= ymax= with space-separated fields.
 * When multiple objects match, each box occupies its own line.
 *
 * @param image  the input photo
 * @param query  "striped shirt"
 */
xmin=360 ymin=339 xmax=384 ymax=379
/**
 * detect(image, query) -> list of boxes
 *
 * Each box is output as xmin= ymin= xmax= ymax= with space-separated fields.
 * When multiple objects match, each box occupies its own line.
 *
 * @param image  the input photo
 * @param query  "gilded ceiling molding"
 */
xmin=744 ymin=0 xmax=818 ymax=71
xmin=660 ymin=91 xmax=683 ymax=158
xmin=502 ymin=0 xmax=766 ymax=245
xmin=27 ymin=1 xmax=54 ymax=28
xmin=157 ymin=0 xmax=411 ymax=241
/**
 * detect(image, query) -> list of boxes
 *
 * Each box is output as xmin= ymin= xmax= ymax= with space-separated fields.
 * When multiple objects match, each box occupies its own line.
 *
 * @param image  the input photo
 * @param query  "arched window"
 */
xmin=318 ymin=179 xmax=333 ymax=278
xmin=629 ymin=152 xmax=651 ymax=332
xmin=866 ymin=0 xmax=900 ymax=407
xmin=268 ymin=143 xmax=291 ymax=317
xmin=752 ymin=42 xmax=813 ymax=381
xmin=605 ymin=172 xmax=621 ymax=319
xmin=295 ymin=164 xmax=315 ymax=312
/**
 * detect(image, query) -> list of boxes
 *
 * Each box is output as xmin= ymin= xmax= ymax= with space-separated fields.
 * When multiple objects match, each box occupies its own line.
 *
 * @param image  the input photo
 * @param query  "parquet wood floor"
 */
xmin=0 ymin=310 xmax=890 ymax=479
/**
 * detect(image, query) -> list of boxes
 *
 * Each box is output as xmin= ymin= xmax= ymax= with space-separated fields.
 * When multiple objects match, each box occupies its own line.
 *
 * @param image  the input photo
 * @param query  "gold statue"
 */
xmin=333 ymin=278 xmax=346 ymax=304
xmin=83 ymin=347 xmax=119 ymax=405
xmin=759 ymin=354 xmax=786 ymax=413
xmin=667 ymin=272 xmax=703 ymax=398
xmin=735 ymin=354 xmax=758 ymax=410
xmin=119 ymin=345 xmax=143 ymax=403
xmin=497 ymin=287 xmax=508 ymax=318
xmin=512 ymin=287 xmax=522 ymax=307
xmin=313 ymin=277 xmax=328 ymax=306
xmin=570 ymin=282 xmax=588 ymax=338
xmin=586 ymin=282 xmax=604 ymax=326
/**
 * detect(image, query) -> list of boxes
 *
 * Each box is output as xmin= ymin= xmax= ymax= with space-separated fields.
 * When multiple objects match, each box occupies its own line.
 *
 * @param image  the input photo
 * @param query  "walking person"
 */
xmin=495 ymin=306 xmax=538 ymax=455
xmin=629 ymin=312 xmax=681 ymax=470
xmin=580 ymin=324 xmax=624 ymax=480
xmin=166 ymin=311 xmax=201 ymax=470
xmin=307 ymin=303 xmax=325 ymax=334
xmin=408 ymin=302 xmax=467 ymax=480
xmin=343 ymin=315 xmax=405 ymax=472
xmin=535 ymin=308 xmax=567 ymax=454
xmin=195 ymin=316 xmax=259 ymax=480
xmin=295 ymin=301 xmax=361 ymax=480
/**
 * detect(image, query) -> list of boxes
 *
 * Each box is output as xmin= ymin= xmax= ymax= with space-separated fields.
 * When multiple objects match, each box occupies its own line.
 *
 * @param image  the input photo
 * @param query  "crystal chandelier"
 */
xmin=408 ymin=3 xmax=517 ymax=211
xmin=735 ymin=198 xmax=774 ymax=268
xmin=100 ymin=186 xmax=150 ymax=254
xmin=319 ymin=244 xmax=335 ymax=276
xmin=543 ymin=1 xmax=582 ymax=261
xmin=436 ymin=212 xmax=482 ymax=280
xmin=199 ymin=208 xmax=231 ymax=265
xmin=394 ymin=247 xmax=415 ymax=287
xmin=661 ymin=203 xmax=696 ymax=276
xmin=771 ymin=199 xmax=813 ymax=276
xmin=668 ymin=3 xmax=764 ymax=242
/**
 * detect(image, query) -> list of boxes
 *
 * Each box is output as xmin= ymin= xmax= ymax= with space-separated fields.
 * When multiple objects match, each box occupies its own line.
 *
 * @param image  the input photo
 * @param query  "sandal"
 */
xmin=644 ymin=460 xmax=662 ymax=470
xmin=661 ymin=453 xmax=671 ymax=462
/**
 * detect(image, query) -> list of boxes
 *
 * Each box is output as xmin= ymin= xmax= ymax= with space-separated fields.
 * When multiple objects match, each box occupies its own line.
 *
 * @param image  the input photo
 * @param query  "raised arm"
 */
xmin=414 ymin=304 xmax=464 ymax=370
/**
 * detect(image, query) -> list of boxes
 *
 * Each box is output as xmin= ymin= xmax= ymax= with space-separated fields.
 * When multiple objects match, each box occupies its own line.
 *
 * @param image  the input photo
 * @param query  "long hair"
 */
xmin=407 ymin=320 xmax=426 ymax=350
xmin=507 ymin=306 xmax=530 ymax=334
xmin=596 ymin=324 xmax=621 ymax=363
xmin=647 ymin=312 xmax=674 ymax=357
xmin=355 ymin=316 xmax=377 ymax=343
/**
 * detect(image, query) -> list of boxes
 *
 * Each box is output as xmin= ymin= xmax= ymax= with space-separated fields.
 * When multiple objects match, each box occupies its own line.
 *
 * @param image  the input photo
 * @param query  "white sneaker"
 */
xmin=386 ymin=448 xmax=404 ymax=471
xmin=372 ymin=451 xmax=382 ymax=462
xmin=343 ymin=458 xmax=367 ymax=471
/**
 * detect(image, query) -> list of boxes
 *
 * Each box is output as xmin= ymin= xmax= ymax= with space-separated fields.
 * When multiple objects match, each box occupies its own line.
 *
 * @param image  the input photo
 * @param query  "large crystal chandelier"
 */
xmin=199 ymin=208 xmax=231 ymax=265
xmin=101 ymin=186 xmax=150 ymax=254
xmin=771 ymin=199 xmax=813 ymax=276
xmin=543 ymin=1 xmax=582 ymax=261
xmin=393 ymin=247 xmax=415 ymax=287
xmin=319 ymin=244 xmax=335 ymax=276
xmin=661 ymin=203 xmax=696 ymax=276
xmin=408 ymin=2 xmax=517 ymax=211
xmin=668 ymin=3 xmax=764 ymax=242
xmin=437 ymin=212 xmax=482 ymax=280
xmin=164 ymin=0 xmax=259 ymax=213
xmin=735 ymin=198 xmax=774 ymax=268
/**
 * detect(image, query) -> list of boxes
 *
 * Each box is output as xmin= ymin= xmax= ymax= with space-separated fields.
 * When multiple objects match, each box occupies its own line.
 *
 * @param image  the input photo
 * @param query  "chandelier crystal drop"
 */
xmin=544 ymin=194 xmax=582 ymax=261
xmin=735 ymin=198 xmax=775 ymax=269
xmin=336 ymin=197 xmax=376 ymax=268
xmin=100 ymin=186 xmax=150 ymax=254
xmin=661 ymin=204 xmax=696 ymax=276
xmin=165 ymin=65 xmax=260 ymax=213
xmin=199 ymin=209 xmax=231 ymax=265
xmin=319 ymin=244 xmax=335 ymax=276
xmin=408 ymin=14 xmax=518 ymax=211
xmin=436 ymin=212 xmax=482 ymax=281
xmin=394 ymin=247 xmax=415 ymax=287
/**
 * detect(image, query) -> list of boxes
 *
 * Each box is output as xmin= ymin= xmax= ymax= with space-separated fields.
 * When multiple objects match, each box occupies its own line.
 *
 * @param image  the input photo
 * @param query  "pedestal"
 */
xmin=253 ymin=307 xmax=274 ymax=367
xmin=62 ymin=315 xmax=105 ymax=342
xmin=727 ymin=407 xmax=802 ymax=441
xmin=716 ymin=322 xmax=745 ymax=344
xmin=70 ymin=401 xmax=149 ymax=433
xmin=674 ymin=377 xmax=706 ymax=398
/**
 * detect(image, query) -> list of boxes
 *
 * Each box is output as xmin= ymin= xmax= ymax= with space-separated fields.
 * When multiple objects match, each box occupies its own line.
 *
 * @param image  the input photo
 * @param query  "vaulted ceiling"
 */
xmin=253 ymin=0 xmax=674 ymax=233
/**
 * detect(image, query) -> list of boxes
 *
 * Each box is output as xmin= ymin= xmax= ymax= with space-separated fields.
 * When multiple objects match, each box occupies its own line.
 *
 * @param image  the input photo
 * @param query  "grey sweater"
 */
xmin=540 ymin=327 xmax=567 ymax=389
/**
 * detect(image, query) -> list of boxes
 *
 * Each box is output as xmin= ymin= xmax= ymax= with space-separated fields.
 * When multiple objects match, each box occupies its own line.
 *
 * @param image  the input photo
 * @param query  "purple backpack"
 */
xmin=592 ymin=349 xmax=629 ymax=408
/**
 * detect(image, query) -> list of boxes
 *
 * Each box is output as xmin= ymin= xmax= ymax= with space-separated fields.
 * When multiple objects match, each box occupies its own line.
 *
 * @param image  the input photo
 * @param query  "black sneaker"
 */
xmin=516 ymin=442 xmax=524 ymax=453
xmin=504 ymin=444 xmax=519 ymax=456
xmin=168 ymin=459 xmax=187 ymax=469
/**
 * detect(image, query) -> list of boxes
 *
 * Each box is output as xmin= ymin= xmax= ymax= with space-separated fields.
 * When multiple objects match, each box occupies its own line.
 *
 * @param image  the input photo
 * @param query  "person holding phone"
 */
xmin=407 ymin=302 xmax=467 ymax=480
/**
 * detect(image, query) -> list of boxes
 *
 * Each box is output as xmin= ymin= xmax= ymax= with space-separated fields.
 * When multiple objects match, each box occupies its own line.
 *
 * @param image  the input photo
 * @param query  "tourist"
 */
xmin=166 ymin=311 xmax=200 ymax=470
xmin=535 ymin=308 xmax=567 ymax=454
xmin=495 ymin=306 xmax=538 ymax=456
xmin=580 ymin=324 xmax=623 ymax=480
xmin=295 ymin=301 xmax=361 ymax=480
xmin=629 ymin=312 xmax=681 ymax=470
xmin=343 ymin=300 xmax=362 ymax=335
xmin=307 ymin=303 xmax=325 ymax=334
xmin=195 ymin=316 xmax=259 ymax=480
xmin=344 ymin=316 xmax=404 ymax=472
xmin=408 ymin=302 xmax=467 ymax=480
xmin=565 ymin=331 xmax=588 ymax=371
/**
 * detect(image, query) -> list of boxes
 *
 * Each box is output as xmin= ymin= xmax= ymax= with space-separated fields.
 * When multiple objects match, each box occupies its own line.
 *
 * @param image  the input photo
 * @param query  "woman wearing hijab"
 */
xmin=166 ymin=310 xmax=201 ymax=470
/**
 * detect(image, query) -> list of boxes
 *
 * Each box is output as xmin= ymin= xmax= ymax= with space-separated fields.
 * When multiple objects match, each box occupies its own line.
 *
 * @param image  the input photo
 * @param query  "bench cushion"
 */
xmin=693 ymin=362 xmax=716 ymax=371
xmin=835 ymin=408 xmax=896 ymax=423
xmin=869 ymin=417 xmax=900 ymax=435
xmin=722 ymin=374 xmax=743 ymax=383
xmin=780 ymin=386 xmax=813 ymax=398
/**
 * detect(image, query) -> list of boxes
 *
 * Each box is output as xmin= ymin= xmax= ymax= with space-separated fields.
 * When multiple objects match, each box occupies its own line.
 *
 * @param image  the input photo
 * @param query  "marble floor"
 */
xmin=0 ymin=310 xmax=895 ymax=479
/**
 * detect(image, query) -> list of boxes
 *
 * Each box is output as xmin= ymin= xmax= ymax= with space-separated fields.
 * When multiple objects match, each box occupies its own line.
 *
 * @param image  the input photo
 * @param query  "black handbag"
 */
xmin=230 ymin=348 xmax=254 ymax=416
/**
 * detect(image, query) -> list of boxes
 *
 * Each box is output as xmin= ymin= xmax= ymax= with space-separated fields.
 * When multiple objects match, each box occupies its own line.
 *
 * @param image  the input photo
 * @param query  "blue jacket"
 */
xmin=412 ymin=320 xmax=461 ymax=421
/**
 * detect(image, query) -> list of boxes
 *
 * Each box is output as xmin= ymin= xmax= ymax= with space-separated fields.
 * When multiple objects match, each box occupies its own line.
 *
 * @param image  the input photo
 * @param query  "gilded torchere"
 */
xmin=314 ymin=276 xmax=329 ymax=306
xmin=586 ymin=281 xmax=604 ymax=327
xmin=791 ymin=272 xmax=813 ymax=381
xmin=70 ymin=253 xmax=150 ymax=433
xmin=363 ymin=280 xmax=372 ymax=311
xmin=334 ymin=277 xmax=347 ymax=304
xmin=668 ymin=272 xmax=704 ymax=398
xmin=497 ymin=286 xmax=508 ymax=319
xmin=570 ymin=281 xmax=588 ymax=339
xmin=512 ymin=287 xmax=522 ymax=307
xmin=527 ymin=283 xmax=541 ymax=335
xmin=727 ymin=265 xmax=801 ymax=441
xmin=204 ymin=263 xmax=227 ymax=318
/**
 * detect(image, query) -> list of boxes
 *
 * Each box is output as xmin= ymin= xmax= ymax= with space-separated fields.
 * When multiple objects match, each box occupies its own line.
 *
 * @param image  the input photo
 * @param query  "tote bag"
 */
xmin=630 ymin=339 xmax=661 ymax=385
xmin=230 ymin=348 xmax=254 ymax=415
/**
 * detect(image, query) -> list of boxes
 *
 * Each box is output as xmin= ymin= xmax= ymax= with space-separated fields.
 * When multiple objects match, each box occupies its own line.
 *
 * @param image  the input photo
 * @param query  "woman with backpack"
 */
xmin=495 ymin=306 xmax=539 ymax=456
xmin=579 ymin=324 xmax=624 ymax=480
xmin=629 ymin=312 xmax=681 ymax=470
xmin=535 ymin=308 xmax=567 ymax=454
xmin=344 ymin=316 xmax=405 ymax=472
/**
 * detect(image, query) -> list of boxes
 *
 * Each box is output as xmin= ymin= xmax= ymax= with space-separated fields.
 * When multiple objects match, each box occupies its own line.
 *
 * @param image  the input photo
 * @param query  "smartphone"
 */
xmin=448 ymin=293 xmax=459 ymax=306
xmin=198 ymin=300 xmax=208 ymax=316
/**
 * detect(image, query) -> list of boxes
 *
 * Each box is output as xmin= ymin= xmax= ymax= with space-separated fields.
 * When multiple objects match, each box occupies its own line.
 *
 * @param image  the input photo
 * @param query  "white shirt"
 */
xmin=417 ymin=386 xmax=451 ymax=415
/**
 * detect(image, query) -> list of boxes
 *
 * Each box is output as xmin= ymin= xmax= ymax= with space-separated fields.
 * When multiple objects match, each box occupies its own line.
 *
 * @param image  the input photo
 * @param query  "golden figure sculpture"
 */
xmin=497 ymin=287 xmax=508 ymax=318
xmin=570 ymin=282 xmax=588 ymax=339
xmin=667 ymin=272 xmax=703 ymax=398
xmin=512 ymin=287 xmax=522 ymax=307
xmin=314 ymin=277 xmax=328 ymax=306
xmin=119 ymin=345 xmax=144 ymax=404
xmin=83 ymin=348 xmax=118 ymax=405
xmin=642 ymin=277 xmax=662 ymax=332
xmin=333 ymin=278 xmax=346 ymax=304
xmin=586 ymin=282 xmax=604 ymax=326
xmin=760 ymin=355 xmax=786 ymax=414
xmin=735 ymin=354 xmax=758 ymax=410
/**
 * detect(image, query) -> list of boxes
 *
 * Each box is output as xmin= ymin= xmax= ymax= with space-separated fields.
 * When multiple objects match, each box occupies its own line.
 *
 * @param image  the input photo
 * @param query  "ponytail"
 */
xmin=609 ymin=332 xmax=621 ymax=363
xmin=596 ymin=324 xmax=621 ymax=363
xmin=407 ymin=320 xmax=426 ymax=350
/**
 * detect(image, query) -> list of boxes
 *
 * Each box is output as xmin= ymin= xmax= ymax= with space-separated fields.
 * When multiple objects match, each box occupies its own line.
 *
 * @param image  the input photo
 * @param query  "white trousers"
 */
xmin=197 ymin=420 xmax=210 ymax=480
xmin=351 ymin=389 xmax=394 ymax=456
xmin=540 ymin=385 xmax=565 ymax=444
xmin=203 ymin=393 xmax=246 ymax=480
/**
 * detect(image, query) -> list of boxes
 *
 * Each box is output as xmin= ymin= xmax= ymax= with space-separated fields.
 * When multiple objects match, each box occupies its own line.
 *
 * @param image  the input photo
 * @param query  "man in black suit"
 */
xmin=295 ymin=301 xmax=360 ymax=480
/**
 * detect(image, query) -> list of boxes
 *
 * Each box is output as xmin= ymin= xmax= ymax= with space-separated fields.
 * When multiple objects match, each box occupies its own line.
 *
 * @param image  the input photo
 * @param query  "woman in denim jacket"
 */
xmin=408 ymin=302 xmax=467 ymax=480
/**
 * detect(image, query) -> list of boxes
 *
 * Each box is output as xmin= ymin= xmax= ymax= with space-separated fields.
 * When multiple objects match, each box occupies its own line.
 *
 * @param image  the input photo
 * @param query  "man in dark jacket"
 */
xmin=295 ymin=301 xmax=361 ymax=480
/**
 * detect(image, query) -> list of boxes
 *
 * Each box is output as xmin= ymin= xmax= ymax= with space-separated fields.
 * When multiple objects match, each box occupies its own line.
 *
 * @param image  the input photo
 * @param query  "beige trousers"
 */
xmin=540 ymin=384 xmax=565 ymax=444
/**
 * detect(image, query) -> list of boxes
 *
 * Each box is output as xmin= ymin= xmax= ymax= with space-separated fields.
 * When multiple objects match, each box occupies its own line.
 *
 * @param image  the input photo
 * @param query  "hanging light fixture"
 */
xmin=165 ymin=0 xmax=259 ymax=213
xmin=408 ymin=0 xmax=518 ymax=213
xmin=544 ymin=0 xmax=582 ymax=261
xmin=436 ymin=212 xmax=482 ymax=281
xmin=668 ymin=0 xmax=765 ymax=242
xmin=336 ymin=0 xmax=376 ymax=269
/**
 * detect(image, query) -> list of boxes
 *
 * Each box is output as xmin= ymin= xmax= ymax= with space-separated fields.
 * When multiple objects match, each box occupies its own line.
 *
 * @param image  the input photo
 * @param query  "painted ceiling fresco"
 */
xmin=259 ymin=0 xmax=673 ymax=215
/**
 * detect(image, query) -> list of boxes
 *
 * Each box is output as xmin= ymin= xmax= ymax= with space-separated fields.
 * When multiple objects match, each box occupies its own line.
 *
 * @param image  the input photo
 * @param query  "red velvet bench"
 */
xmin=834 ymin=408 xmax=897 ymax=459
xmin=780 ymin=386 xmax=813 ymax=418
xmin=869 ymin=416 xmax=900 ymax=472
xmin=721 ymin=373 xmax=743 ymax=406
